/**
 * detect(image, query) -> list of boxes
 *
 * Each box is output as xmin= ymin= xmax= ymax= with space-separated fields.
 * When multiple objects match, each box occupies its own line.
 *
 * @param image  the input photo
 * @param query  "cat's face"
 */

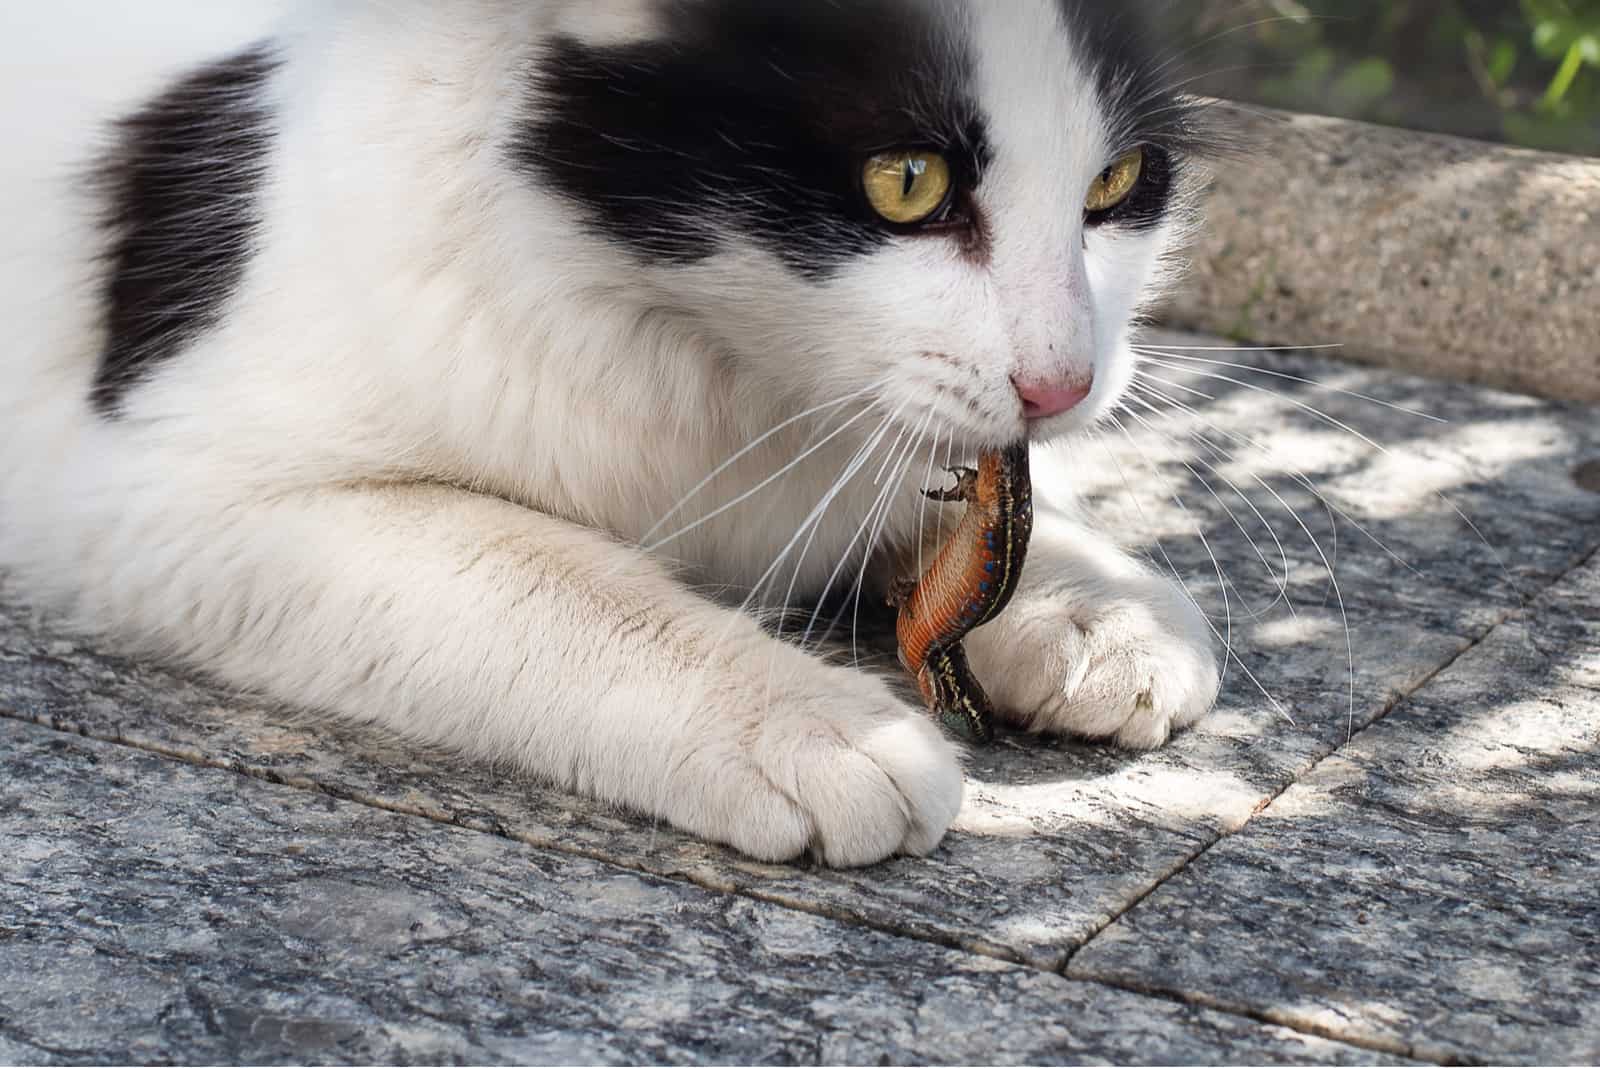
xmin=517 ymin=0 xmax=1210 ymax=449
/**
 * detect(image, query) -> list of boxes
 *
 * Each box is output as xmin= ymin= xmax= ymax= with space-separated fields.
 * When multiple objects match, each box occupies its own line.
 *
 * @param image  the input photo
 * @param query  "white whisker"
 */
xmin=873 ymin=411 xmax=916 ymax=486
xmin=1092 ymin=419 xmax=1236 ymax=695
xmin=736 ymin=401 xmax=907 ymax=621
xmin=1107 ymin=411 xmax=1296 ymax=726
xmin=640 ymin=383 xmax=879 ymax=547
xmin=915 ymin=425 xmax=943 ymax=582
xmin=1140 ymin=342 xmax=1347 ymax=353
xmin=1123 ymin=386 xmax=1293 ymax=620
xmin=1137 ymin=367 xmax=1427 ymax=583
xmin=1139 ymin=354 xmax=1521 ymax=598
xmin=847 ymin=409 xmax=933 ymax=663
xmin=801 ymin=404 xmax=932 ymax=650
xmin=793 ymin=421 xmax=911 ymax=643
xmin=1127 ymin=376 xmax=1367 ymax=736
xmin=646 ymin=397 xmax=882 ymax=554
xmin=1135 ymin=347 xmax=1445 ymax=423
xmin=1133 ymin=367 xmax=1214 ymax=403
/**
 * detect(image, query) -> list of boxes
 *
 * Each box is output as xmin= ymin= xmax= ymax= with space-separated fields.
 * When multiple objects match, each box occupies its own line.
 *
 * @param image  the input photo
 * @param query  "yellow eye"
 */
xmin=862 ymin=151 xmax=952 ymax=225
xmin=1085 ymin=148 xmax=1144 ymax=214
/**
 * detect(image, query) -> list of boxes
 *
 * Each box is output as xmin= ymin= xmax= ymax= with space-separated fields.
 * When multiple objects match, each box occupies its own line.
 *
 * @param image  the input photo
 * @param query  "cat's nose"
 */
xmin=1013 ymin=375 xmax=1093 ymax=421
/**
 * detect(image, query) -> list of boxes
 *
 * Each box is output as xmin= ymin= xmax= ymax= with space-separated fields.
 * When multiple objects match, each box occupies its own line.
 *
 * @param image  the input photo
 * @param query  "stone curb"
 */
xmin=1163 ymin=104 xmax=1600 ymax=404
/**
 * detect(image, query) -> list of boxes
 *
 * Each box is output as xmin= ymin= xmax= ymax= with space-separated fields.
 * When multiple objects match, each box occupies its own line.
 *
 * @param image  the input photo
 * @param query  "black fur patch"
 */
xmin=512 ymin=1 xmax=990 ymax=279
xmin=91 ymin=45 xmax=279 ymax=416
xmin=1055 ymin=0 xmax=1219 ymax=157
xmin=1056 ymin=1 xmax=1225 ymax=233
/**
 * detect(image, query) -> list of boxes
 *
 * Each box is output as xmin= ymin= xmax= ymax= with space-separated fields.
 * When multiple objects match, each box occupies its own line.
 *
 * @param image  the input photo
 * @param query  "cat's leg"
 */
xmin=960 ymin=512 xmax=1220 ymax=748
xmin=83 ymin=481 xmax=963 ymax=866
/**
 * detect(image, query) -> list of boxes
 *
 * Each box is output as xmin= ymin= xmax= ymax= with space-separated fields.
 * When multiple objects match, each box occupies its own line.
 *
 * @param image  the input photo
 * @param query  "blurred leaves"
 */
xmin=1167 ymin=0 xmax=1600 ymax=155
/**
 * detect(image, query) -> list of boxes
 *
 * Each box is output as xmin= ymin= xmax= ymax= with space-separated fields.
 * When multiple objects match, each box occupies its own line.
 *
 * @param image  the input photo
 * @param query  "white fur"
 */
xmin=0 ymin=0 xmax=1217 ymax=866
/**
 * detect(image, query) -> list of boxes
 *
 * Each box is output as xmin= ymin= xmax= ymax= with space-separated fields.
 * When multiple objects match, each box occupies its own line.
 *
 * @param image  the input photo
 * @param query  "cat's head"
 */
xmin=515 ymin=0 xmax=1217 ymax=449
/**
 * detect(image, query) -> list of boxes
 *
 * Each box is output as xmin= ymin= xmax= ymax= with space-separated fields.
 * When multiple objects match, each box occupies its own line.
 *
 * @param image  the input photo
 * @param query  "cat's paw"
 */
xmin=964 ymin=570 xmax=1219 ymax=749
xmin=666 ymin=668 xmax=963 ymax=868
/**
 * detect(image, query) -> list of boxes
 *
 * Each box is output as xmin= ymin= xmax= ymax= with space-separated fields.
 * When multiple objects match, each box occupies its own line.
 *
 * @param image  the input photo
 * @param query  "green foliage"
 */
xmin=1172 ymin=0 xmax=1600 ymax=155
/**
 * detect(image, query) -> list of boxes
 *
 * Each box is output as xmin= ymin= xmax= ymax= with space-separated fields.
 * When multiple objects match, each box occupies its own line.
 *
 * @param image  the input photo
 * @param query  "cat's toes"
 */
xmin=681 ymin=675 xmax=964 ymax=868
xmin=779 ymin=706 xmax=964 ymax=866
xmin=967 ymin=580 xmax=1219 ymax=749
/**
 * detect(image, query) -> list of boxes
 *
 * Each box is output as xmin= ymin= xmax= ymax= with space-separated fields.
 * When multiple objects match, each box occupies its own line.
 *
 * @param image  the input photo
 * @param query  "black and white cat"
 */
xmin=0 ymin=0 xmax=1221 ymax=866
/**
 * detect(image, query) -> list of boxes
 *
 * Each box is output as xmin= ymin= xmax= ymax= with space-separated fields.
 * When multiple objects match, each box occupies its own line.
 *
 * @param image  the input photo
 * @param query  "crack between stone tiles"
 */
xmin=0 ymin=721 xmax=1480 ymax=1068
xmin=3 ymin=543 xmax=1592 ymax=1058
xmin=0 ymin=704 xmax=1034 ymax=972
xmin=1072 ymin=537 xmax=1600 ymax=941
xmin=1056 ymin=538 xmax=1600 ymax=1060
xmin=0 ymin=1019 xmax=105 ymax=1062
xmin=1067 ymin=972 xmax=1471 ymax=1066
xmin=0 ymin=707 xmax=1506 ymax=1067
xmin=0 ymin=706 xmax=1447 ymax=1065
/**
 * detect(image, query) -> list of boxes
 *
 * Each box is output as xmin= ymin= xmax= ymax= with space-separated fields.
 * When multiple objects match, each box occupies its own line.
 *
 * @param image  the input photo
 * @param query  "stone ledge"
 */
xmin=1164 ymin=104 xmax=1600 ymax=405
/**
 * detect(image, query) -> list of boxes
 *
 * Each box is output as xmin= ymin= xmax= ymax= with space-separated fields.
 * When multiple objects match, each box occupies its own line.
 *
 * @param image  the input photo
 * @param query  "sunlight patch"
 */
xmin=1249 ymin=615 xmax=1344 ymax=647
xmin=963 ymin=763 xmax=1262 ymax=834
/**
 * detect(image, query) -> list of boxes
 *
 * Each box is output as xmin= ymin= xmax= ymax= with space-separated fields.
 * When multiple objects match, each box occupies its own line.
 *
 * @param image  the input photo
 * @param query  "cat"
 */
xmin=0 ymin=0 xmax=1222 ymax=867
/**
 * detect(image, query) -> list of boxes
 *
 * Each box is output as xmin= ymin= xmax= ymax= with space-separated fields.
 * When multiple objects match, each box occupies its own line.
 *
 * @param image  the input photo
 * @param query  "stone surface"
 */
xmin=1088 ymin=334 xmax=1600 ymax=602
xmin=0 ymin=719 xmax=1392 ymax=1066
xmin=1069 ymin=554 xmax=1600 ymax=1065
xmin=1163 ymin=106 xmax=1600 ymax=405
xmin=2 ymin=337 xmax=1599 ymax=1062
xmin=3 ymin=340 xmax=1599 ymax=982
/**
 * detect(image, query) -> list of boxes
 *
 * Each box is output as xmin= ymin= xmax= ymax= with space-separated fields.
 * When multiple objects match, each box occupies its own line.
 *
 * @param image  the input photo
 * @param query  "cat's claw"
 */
xmin=923 ymin=466 xmax=979 ymax=504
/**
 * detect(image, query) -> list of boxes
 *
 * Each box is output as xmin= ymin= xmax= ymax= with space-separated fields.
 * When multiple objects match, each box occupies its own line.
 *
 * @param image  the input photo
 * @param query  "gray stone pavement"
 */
xmin=2 ymin=333 xmax=1598 ymax=1064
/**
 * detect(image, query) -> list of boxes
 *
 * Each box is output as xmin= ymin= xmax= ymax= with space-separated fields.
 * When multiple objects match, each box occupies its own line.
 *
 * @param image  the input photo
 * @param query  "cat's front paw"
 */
xmin=668 ymin=667 xmax=964 ymax=868
xmin=964 ymin=570 xmax=1219 ymax=749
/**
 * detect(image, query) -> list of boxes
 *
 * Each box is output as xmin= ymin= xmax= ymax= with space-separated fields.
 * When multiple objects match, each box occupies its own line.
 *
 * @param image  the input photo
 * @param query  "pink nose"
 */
xmin=1014 ymin=377 xmax=1093 ymax=421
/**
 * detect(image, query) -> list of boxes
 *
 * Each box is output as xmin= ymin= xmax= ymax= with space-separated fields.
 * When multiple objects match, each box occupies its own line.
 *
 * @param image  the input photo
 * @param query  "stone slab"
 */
xmin=0 ymin=563 xmax=1467 ymax=975
xmin=1084 ymin=334 xmax=1600 ymax=605
xmin=1163 ymin=106 xmax=1600 ymax=405
xmin=1072 ymin=335 xmax=1600 ymax=710
xmin=1068 ymin=554 xmax=1600 ymax=1065
xmin=0 ymin=719 xmax=1399 ymax=1066
xmin=3 ymin=339 xmax=1598 ymax=975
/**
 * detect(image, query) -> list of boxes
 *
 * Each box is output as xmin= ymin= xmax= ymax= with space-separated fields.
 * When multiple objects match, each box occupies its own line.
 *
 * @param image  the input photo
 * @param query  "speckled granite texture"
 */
xmin=3 ymin=337 xmax=1599 ymax=1064
xmin=1069 ymin=557 xmax=1600 ymax=1065
xmin=0 ymin=723 xmax=1395 ymax=1066
xmin=1164 ymin=107 xmax=1600 ymax=405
